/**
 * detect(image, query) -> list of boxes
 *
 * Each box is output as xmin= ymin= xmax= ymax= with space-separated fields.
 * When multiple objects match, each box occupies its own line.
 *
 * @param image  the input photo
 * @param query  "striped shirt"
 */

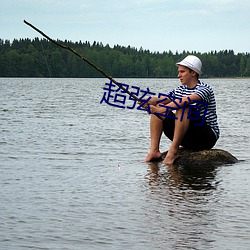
xmin=167 ymin=80 xmax=220 ymax=139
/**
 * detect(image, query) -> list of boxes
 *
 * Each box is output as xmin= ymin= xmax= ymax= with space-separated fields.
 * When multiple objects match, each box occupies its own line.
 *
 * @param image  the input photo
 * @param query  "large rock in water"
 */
xmin=161 ymin=148 xmax=238 ymax=166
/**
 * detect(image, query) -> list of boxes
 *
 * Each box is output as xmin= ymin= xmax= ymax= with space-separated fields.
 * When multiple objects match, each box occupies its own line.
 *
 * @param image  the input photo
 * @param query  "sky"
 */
xmin=1 ymin=0 xmax=250 ymax=53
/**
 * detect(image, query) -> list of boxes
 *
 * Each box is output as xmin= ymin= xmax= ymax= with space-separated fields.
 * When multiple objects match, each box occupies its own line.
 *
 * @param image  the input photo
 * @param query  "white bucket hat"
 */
xmin=176 ymin=55 xmax=202 ymax=75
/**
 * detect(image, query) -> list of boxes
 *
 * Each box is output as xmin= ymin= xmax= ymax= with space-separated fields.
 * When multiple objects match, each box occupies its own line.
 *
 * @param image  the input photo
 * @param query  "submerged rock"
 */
xmin=161 ymin=148 xmax=238 ymax=166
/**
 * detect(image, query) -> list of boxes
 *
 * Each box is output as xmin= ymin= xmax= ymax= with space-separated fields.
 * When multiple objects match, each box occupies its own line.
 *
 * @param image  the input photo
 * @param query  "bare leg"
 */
xmin=163 ymin=108 xmax=190 ymax=164
xmin=144 ymin=115 xmax=163 ymax=162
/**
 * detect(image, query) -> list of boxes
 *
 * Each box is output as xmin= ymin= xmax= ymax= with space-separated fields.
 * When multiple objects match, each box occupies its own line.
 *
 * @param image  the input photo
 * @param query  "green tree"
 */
xmin=244 ymin=56 xmax=250 ymax=76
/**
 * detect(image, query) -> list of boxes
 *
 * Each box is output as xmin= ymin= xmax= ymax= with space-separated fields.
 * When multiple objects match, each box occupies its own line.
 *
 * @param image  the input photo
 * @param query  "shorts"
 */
xmin=162 ymin=111 xmax=217 ymax=150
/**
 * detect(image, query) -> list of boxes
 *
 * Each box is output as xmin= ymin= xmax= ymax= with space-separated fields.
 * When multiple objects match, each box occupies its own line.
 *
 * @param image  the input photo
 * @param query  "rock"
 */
xmin=161 ymin=148 xmax=238 ymax=166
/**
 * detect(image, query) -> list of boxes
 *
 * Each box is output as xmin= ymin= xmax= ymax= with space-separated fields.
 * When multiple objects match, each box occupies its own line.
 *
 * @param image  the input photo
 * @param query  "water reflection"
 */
xmin=147 ymin=162 xmax=219 ymax=191
xmin=144 ymin=162 xmax=221 ymax=249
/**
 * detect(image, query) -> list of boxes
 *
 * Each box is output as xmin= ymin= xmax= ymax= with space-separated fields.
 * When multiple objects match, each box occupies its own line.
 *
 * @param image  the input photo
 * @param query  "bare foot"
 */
xmin=144 ymin=151 xmax=162 ymax=162
xmin=163 ymin=150 xmax=179 ymax=165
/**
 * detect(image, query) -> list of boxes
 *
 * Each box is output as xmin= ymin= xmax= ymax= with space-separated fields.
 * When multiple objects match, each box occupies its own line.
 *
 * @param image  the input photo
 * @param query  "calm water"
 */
xmin=1 ymin=78 xmax=250 ymax=250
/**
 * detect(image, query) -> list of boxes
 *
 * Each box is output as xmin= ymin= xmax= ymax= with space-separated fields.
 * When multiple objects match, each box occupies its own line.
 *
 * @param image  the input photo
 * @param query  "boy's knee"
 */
xmin=176 ymin=107 xmax=188 ymax=115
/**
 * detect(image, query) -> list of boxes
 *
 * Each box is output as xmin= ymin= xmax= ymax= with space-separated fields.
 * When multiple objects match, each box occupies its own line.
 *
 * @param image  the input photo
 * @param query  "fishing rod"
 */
xmin=23 ymin=20 xmax=139 ymax=98
xmin=23 ymin=20 xmax=163 ymax=119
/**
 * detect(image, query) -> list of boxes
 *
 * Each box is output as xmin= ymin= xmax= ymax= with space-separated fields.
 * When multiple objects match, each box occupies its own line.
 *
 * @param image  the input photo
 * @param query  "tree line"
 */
xmin=0 ymin=38 xmax=250 ymax=78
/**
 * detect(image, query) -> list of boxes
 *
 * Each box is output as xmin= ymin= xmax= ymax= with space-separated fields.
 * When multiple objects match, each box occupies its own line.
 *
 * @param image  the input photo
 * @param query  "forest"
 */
xmin=0 ymin=38 xmax=250 ymax=78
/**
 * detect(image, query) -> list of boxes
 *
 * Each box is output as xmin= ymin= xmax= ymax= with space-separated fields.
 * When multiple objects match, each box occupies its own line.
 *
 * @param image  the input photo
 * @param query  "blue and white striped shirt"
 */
xmin=167 ymin=80 xmax=220 ymax=139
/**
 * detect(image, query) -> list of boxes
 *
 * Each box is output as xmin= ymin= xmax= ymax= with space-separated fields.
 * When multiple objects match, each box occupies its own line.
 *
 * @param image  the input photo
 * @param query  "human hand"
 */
xmin=148 ymin=105 xmax=158 ymax=114
xmin=137 ymin=97 xmax=156 ymax=106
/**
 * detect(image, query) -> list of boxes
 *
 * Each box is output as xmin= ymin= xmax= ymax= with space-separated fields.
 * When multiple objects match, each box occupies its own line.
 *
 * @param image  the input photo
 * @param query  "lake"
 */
xmin=0 ymin=78 xmax=250 ymax=249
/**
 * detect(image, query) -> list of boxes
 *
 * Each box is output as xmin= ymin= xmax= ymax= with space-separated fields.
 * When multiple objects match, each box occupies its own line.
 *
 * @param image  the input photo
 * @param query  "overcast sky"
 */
xmin=1 ymin=0 xmax=249 ymax=53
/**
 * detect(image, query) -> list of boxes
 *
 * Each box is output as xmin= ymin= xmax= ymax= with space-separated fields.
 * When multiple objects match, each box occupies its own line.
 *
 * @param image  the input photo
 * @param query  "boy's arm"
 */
xmin=150 ymin=94 xmax=202 ymax=115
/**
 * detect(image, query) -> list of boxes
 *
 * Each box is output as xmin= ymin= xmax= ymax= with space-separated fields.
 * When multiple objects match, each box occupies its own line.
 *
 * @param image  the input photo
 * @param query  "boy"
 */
xmin=143 ymin=55 xmax=219 ymax=164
